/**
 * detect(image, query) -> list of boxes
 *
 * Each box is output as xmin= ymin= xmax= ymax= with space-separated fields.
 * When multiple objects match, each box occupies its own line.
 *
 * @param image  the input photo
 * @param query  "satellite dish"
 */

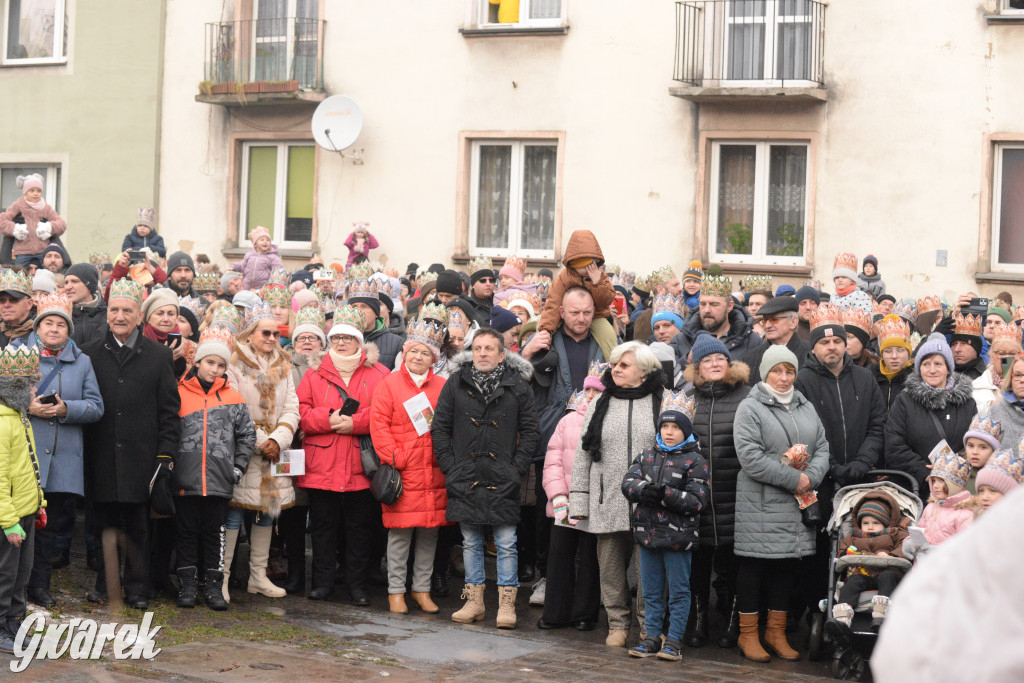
xmin=311 ymin=95 xmax=363 ymax=152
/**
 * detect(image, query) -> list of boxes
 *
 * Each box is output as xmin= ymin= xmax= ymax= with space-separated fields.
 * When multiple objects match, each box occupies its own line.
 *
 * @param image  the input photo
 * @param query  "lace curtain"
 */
xmin=521 ymin=145 xmax=557 ymax=250
xmin=476 ymin=145 xmax=512 ymax=249
xmin=717 ymin=145 xmax=756 ymax=255
xmin=766 ymin=146 xmax=806 ymax=257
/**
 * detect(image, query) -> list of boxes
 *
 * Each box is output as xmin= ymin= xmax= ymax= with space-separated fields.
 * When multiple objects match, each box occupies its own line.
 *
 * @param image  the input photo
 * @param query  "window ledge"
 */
xmin=975 ymin=271 xmax=1024 ymax=284
xmin=451 ymin=253 xmax=561 ymax=268
xmin=222 ymin=246 xmax=316 ymax=259
xmin=669 ymin=85 xmax=828 ymax=103
xmin=195 ymin=90 xmax=327 ymax=107
xmin=1 ymin=59 xmax=68 ymax=68
xmin=985 ymin=13 xmax=1024 ymax=24
xmin=459 ymin=25 xmax=569 ymax=37
xmin=712 ymin=263 xmax=813 ymax=277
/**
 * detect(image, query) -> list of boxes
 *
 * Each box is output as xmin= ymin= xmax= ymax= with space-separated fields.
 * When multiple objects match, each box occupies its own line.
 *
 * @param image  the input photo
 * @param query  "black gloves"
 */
xmin=639 ymin=485 xmax=662 ymax=506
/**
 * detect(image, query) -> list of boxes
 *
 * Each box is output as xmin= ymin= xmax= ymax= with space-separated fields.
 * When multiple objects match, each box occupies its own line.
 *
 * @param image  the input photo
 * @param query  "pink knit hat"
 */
xmin=976 ymin=447 xmax=1024 ymax=495
xmin=249 ymin=226 xmax=271 ymax=243
xmin=20 ymin=174 xmax=43 ymax=194
xmin=583 ymin=360 xmax=607 ymax=392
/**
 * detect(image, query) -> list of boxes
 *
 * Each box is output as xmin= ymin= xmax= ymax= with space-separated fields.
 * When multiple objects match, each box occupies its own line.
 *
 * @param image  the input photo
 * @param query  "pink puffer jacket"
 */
xmin=918 ymin=490 xmax=974 ymax=546
xmin=542 ymin=405 xmax=586 ymax=518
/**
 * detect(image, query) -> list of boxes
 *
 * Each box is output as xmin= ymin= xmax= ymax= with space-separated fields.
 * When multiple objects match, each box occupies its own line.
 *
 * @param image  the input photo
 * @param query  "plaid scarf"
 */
xmin=471 ymin=362 xmax=505 ymax=399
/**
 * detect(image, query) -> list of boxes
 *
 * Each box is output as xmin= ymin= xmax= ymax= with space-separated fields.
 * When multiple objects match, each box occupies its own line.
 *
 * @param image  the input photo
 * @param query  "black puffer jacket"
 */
xmin=670 ymin=306 xmax=762 ymax=370
xmin=364 ymin=321 xmax=404 ymax=371
xmin=432 ymin=351 xmax=539 ymax=525
xmin=621 ymin=439 xmax=709 ymax=551
xmin=871 ymin=361 xmax=913 ymax=414
xmin=884 ymin=371 xmax=976 ymax=495
xmin=71 ymin=296 xmax=109 ymax=347
xmin=685 ymin=361 xmax=750 ymax=548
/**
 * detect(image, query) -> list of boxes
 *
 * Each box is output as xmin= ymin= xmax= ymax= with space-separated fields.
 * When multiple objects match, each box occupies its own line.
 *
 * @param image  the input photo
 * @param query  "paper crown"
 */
xmin=346 ymin=263 xmax=373 ymax=280
xmin=833 ymin=252 xmax=858 ymax=275
xmin=0 ymin=269 xmax=31 ymax=297
xmin=0 ymin=344 xmax=39 ymax=377
xmin=842 ymin=307 xmax=872 ymax=333
xmin=535 ymin=280 xmax=551 ymax=299
xmin=89 ymin=252 xmax=112 ymax=266
xmin=417 ymin=271 xmax=439 ymax=286
xmin=652 ymin=293 xmax=685 ymax=318
xmin=968 ymin=413 xmax=1003 ymax=445
xmin=366 ymin=261 xmax=384 ymax=274
xmin=209 ymin=304 xmax=243 ymax=335
xmin=243 ymin=300 xmax=275 ymax=331
xmin=502 ymin=254 xmax=527 ymax=275
xmin=893 ymin=299 xmax=918 ymax=324
xmin=346 ymin=278 xmax=378 ymax=301
xmin=266 ymin=268 xmax=290 ymax=289
xmin=406 ymin=318 xmax=446 ymax=350
xmin=660 ymin=390 xmax=696 ymax=421
xmin=588 ymin=360 xmax=609 ymax=379
xmin=137 ymin=207 xmax=155 ymax=225
xmin=953 ymin=313 xmax=982 ymax=337
xmin=448 ymin=313 xmax=466 ymax=331
xmin=334 ymin=304 xmax=366 ymax=331
xmin=878 ymin=315 xmax=911 ymax=345
xmin=604 ymin=263 xmax=621 ymax=276
xmin=420 ymin=302 xmax=449 ymax=326
xmin=804 ymin=279 xmax=823 ymax=291
xmin=197 ymin=325 xmax=235 ymax=352
xmin=987 ymin=446 xmax=1024 ymax=485
xmin=928 ymin=442 xmax=971 ymax=489
xmin=1014 ymin=306 xmax=1024 ymax=322
xmin=918 ymin=296 xmax=943 ymax=315
xmin=467 ymin=255 xmax=493 ymax=276
xmin=36 ymin=292 xmax=71 ymax=320
xmin=505 ymin=293 xmax=543 ymax=318
xmin=610 ymin=274 xmax=626 ymax=289
xmin=108 ymin=278 xmax=143 ymax=305
xmin=193 ymin=272 xmax=219 ymax=293
xmin=619 ymin=271 xmax=636 ymax=290
xmin=991 ymin=320 xmax=1024 ymax=345
xmin=744 ymin=274 xmax=773 ymax=294
xmin=260 ymin=283 xmax=292 ymax=308
xmin=811 ymin=302 xmax=844 ymax=330
xmin=178 ymin=295 xmax=205 ymax=321
xmin=632 ymin=275 xmax=651 ymax=294
xmin=566 ymin=389 xmax=588 ymax=412
xmin=294 ymin=304 xmax=325 ymax=331
xmin=701 ymin=274 xmax=732 ymax=299
xmin=648 ymin=265 xmax=676 ymax=288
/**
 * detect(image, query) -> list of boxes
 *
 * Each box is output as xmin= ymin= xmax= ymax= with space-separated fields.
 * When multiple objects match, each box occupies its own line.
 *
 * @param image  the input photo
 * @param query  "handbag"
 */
xmin=331 ymin=384 xmax=380 ymax=476
xmin=370 ymin=452 xmax=403 ymax=505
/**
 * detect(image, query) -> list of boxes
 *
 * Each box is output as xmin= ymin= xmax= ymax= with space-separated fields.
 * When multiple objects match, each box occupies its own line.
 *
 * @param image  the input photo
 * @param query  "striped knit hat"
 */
xmin=856 ymin=498 xmax=891 ymax=527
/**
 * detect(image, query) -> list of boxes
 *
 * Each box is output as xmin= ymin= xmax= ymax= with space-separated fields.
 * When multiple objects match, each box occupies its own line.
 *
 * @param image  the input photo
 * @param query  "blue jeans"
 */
xmin=638 ymin=546 xmax=692 ymax=641
xmin=14 ymin=253 xmax=42 ymax=269
xmin=461 ymin=523 xmax=518 ymax=587
xmin=225 ymin=507 xmax=273 ymax=530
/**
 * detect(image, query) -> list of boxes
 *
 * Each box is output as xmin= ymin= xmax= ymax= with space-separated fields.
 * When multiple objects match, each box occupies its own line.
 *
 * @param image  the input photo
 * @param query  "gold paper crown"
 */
xmin=878 ymin=315 xmax=911 ymax=345
xmin=633 ymin=275 xmax=650 ymax=294
xmin=467 ymin=255 xmax=493 ymax=275
xmin=197 ymin=325 xmax=235 ymax=352
xmin=566 ymin=389 xmax=588 ymax=412
xmin=243 ymin=300 xmax=275 ymax=331
xmin=893 ymin=300 xmax=918 ymax=324
xmin=0 ymin=344 xmax=39 ymax=377
xmin=842 ymin=307 xmax=872 ymax=334
xmin=109 ymin=278 xmax=143 ymax=305
xmin=968 ymin=414 xmax=1003 ymax=444
xmin=588 ymin=360 xmax=609 ymax=379
xmin=417 ymin=271 xmax=439 ymax=286
xmin=346 ymin=263 xmax=373 ymax=280
xmin=987 ymin=446 xmax=1024 ymax=485
xmin=1014 ymin=305 xmax=1024 ymax=323
xmin=89 ymin=252 xmax=112 ymax=266
xmin=505 ymin=293 xmax=543 ymax=318
xmin=536 ymin=280 xmax=551 ymax=299
xmin=610 ymin=275 xmax=625 ymax=289
xmin=991 ymin=320 xmax=1023 ymax=345
xmin=448 ymin=314 xmax=466 ymax=331
xmin=811 ymin=303 xmax=845 ymax=330
xmin=267 ymin=268 xmax=290 ymax=288
xmin=620 ymin=271 xmax=636 ymax=290
xmin=833 ymin=252 xmax=858 ymax=274
xmin=294 ymin=304 xmax=326 ymax=331
xmin=648 ymin=265 xmax=676 ymax=288
xmin=953 ymin=313 xmax=982 ymax=337
xmin=502 ymin=254 xmax=527 ymax=275
xmin=660 ymin=390 xmax=696 ymax=421
xmin=929 ymin=444 xmax=971 ymax=489
xmin=420 ymin=302 xmax=449 ymax=326
xmin=193 ymin=272 xmax=219 ymax=292
xmin=334 ymin=304 xmax=366 ymax=331
xmin=700 ymin=274 xmax=732 ymax=299
xmin=744 ymin=274 xmax=773 ymax=294
xmin=346 ymin=277 xmax=378 ymax=301
xmin=406 ymin=318 xmax=446 ymax=350
xmin=0 ymin=269 xmax=31 ymax=297
xmin=209 ymin=304 xmax=243 ymax=334
xmin=652 ymin=293 xmax=685 ymax=318
xmin=137 ymin=207 xmax=155 ymax=225
xmin=260 ymin=283 xmax=292 ymax=308
xmin=604 ymin=263 xmax=621 ymax=277
xmin=804 ymin=279 xmax=823 ymax=290
xmin=178 ymin=295 xmax=205 ymax=320
xmin=917 ymin=296 xmax=942 ymax=315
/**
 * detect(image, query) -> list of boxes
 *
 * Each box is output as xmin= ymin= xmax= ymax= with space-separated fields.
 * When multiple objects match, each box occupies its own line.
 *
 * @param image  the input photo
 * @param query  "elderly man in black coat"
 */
xmin=82 ymin=278 xmax=180 ymax=609
xmin=432 ymin=328 xmax=538 ymax=630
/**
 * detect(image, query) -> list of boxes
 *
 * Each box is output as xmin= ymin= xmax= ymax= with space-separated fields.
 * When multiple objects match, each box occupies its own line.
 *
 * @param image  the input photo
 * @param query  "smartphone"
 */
xmin=39 ymin=394 xmax=59 ymax=406
xmin=128 ymin=250 xmax=146 ymax=264
xmin=611 ymin=293 xmax=627 ymax=317
xmin=166 ymin=333 xmax=182 ymax=348
xmin=339 ymin=397 xmax=360 ymax=416
xmin=1003 ymin=356 xmax=1015 ymax=379
xmin=965 ymin=297 xmax=989 ymax=317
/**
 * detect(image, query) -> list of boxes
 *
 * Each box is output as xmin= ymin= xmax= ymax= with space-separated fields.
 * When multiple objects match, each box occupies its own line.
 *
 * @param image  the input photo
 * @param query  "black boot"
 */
xmin=53 ymin=547 xmax=70 ymax=570
xmin=718 ymin=597 xmax=740 ymax=648
xmin=684 ymin=594 xmax=709 ymax=648
xmin=431 ymin=571 xmax=450 ymax=598
xmin=203 ymin=570 xmax=229 ymax=611
xmin=175 ymin=567 xmax=198 ymax=608
xmin=282 ymin=557 xmax=305 ymax=595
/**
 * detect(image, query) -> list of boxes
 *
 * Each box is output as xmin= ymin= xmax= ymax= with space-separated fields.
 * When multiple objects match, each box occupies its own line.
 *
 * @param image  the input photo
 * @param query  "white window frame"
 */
xmin=472 ymin=0 xmax=567 ymax=29
xmin=1004 ymin=0 xmax=1024 ymax=14
xmin=238 ymin=141 xmax=315 ymax=249
xmin=2 ymin=0 xmax=67 ymax=66
xmin=722 ymin=0 xmax=815 ymax=87
xmin=992 ymin=143 xmax=1024 ymax=271
xmin=708 ymin=139 xmax=809 ymax=266
xmin=0 ymin=162 xmax=61 ymax=212
xmin=468 ymin=139 xmax=558 ymax=260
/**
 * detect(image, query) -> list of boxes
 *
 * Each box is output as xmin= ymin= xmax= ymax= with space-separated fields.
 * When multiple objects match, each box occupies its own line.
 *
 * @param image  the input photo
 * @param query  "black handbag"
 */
xmin=370 ymin=452 xmax=403 ymax=505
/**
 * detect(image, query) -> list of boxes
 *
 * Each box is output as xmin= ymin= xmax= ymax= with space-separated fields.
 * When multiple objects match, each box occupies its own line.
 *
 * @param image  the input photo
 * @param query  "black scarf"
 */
xmin=580 ymin=368 xmax=664 ymax=462
xmin=471 ymin=362 xmax=505 ymax=399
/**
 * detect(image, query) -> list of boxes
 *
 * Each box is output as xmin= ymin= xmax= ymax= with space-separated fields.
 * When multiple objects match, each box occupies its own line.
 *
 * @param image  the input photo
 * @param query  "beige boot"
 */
xmin=764 ymin=610 xmax=800 ymax=661
xmin=246 ymin=525 xmax=286 ymax=598
xmin=496 ymin=586 xmax=517 ymax=629
xmin=451 ymin=583 xmax=486 ymax=623
xmin=832 ymin=602 xmax=854 ymax=627
xmin=871 ymin=595 xmax=889 ymax=630
xmin=605 ymin=629 xmax=628 ymax=647
xmin=222 ymin=528 xmax=239 ymax=604
xmin=738 ymin=612 xmax=770 ymax=662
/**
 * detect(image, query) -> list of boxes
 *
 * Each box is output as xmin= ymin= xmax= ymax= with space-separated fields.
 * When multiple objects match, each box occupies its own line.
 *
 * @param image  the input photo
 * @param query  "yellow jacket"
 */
xmin=0 ymin=405 xmax=45 ymax=532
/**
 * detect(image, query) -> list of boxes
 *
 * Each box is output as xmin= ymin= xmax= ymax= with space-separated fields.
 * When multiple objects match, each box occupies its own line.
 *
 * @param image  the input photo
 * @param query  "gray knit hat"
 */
xmin=759 ymin=344 xmax=800 ymax=381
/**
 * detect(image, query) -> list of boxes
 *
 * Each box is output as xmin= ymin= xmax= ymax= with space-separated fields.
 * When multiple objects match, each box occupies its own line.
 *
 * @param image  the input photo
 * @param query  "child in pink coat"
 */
xmin=233 ymin=226 xmax=283 ymax=291
xmin=916 ymin=444 xmax=974 ymax=547
xmin=344 ymin=222 xmax=378 ymax=267
xmin=0 ymin=174 xmax=67 ymax=268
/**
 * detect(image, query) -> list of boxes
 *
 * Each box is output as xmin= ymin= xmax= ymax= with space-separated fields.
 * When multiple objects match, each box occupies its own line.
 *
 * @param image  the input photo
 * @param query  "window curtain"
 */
xmin=520 ymin=146 xmax=557 ymax=251
xmin=766 ymin=146 xmax=807 ymax=257
xmin=6 ymin=0 xmax=59 ymax=60
xmin=999 ymin=148 xmax=1024 ymax=264
xmin=726 ymin=0 xmax=765 ymax=80
xmin=255 ymin=0 xmax=287 ymax=81
xmin=476 ymin=146 xmax=512 ymax=250
xmin=717 ymin=145 xmax=756 ymax=255
xmin=530 ymin=0 xmax=561 ymax=19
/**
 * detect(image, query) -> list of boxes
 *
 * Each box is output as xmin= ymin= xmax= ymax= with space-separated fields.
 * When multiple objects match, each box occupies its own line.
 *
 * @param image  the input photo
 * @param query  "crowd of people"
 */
xmin=0 ymin=171 xmax=1021 ymax=667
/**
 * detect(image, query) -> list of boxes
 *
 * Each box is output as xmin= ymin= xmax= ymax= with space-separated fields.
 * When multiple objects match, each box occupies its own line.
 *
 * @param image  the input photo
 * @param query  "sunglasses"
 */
xmin=260 ymin=329 xmax=281 ymax=339
xmin=763 ymin=315 xmax=792 ymax=324
xmin=477 ymin=278 xmax=495 ymax=284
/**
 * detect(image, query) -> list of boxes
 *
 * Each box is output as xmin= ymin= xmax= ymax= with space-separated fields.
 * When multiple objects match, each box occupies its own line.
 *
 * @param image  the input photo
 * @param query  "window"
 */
xmin=3 ymin=0 xmax=67 ymax=65
xmin=709 ymin=140 xmax=809 ymax=265
xmin=0 ymin=164 xmax=60 ymax=211
xmin=239 ymin=142 xmax=314 ymax=247
xmin=468 ymin=139 xmax=558 ymax=259
xmin=252 ymin=0 xmax=318 ymax=84
xmin=1005 ymin=0 xmax=1024 ymax=12
xmin=724 ymin=0 xmax=815 ymax=84
xmin=472 ymin=0 xmax=565 ymax=29
xmin=992 ymin=144 xmax=1024 ymax=269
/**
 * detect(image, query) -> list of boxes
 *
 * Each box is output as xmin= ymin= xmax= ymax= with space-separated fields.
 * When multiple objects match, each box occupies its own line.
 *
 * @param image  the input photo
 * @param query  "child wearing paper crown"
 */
xmin=973 ymin=444 xmax=1024 ymax=515
xmin=903 ymin=443 xmax=974 ymax=561
xmin=621 ymin=391 xmax=709 ymax=662
xmin=962 ymin=414 xmax=1001 ymax=494
xmin=0 ymin=174 xmax=68 ymax=269
xmin=120 ymin=207 xmax=167 ymax=258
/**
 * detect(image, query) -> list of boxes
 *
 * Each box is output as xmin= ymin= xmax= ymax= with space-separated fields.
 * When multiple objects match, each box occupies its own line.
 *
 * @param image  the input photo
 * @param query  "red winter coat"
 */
xmin=297 ymin=346 xmax=389 ymax=493
xmin=370 ymin=365 xmax=449 ymax=528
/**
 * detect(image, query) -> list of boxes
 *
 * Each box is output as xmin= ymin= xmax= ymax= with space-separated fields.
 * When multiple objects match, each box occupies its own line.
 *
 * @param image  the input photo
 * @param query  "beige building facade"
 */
xmin=158 ymin=0 xmax=1024 ymax=301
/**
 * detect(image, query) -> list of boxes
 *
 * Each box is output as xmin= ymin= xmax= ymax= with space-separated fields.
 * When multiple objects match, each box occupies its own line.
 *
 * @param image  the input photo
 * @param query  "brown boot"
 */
xmin=451 ymin=584 xmax=486 ymax=623
xmin=496 ymin=586 xmax=518 ymax=629
xmin=410 ymin=591 xmax=439 ymax=614
xmin=388 ymin=593 xmax=408 ymax=614
xmin=764 ymin=610 xmax=800 ymax=661
xmin=738 ymin=612 xmax=770 ymax=662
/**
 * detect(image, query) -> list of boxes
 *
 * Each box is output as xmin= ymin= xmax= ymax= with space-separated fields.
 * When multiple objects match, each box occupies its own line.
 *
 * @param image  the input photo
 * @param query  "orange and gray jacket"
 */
xmin=173 ymin=375 xmax=257 ymax=499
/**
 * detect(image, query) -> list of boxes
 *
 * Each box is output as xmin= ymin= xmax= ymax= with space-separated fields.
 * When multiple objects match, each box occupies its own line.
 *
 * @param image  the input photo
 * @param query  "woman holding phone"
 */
xmin=971 ymin=321 xmax=1023 ymax=413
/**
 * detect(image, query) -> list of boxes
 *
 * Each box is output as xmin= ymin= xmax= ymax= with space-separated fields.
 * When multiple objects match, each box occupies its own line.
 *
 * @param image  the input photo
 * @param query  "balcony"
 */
xmin=197 ymin=18 xmax=326 ymax=106
xmin=670 ymin=0 xmax=827 ymax=103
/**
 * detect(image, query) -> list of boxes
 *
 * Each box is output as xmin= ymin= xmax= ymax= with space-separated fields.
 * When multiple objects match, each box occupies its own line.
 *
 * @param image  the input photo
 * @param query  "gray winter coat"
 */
xmin=732 ymin=383 xmax=830 ymax=559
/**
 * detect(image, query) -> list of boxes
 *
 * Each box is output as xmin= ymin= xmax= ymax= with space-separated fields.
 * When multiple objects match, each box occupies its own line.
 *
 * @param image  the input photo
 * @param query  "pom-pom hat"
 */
xmin=682 ymin=260 xmax=704 ymax=282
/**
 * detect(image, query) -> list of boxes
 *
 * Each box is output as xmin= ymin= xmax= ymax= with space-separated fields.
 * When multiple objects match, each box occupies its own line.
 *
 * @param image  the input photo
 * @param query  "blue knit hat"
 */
xmin=914 ymin=333 xmax=954 ymax=375
xmin=690 ymin=331 xmax=730 ymax=365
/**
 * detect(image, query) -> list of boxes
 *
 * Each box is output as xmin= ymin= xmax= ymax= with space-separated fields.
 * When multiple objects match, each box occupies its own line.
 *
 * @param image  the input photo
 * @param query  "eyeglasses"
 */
xmin=699 ymin=355 xmax=727 ymax=366
xmin=763 ymin=315 xmax=792 ymax=324
xmin=259 ymin=330 xmax=281 ymax=339
xmin=477 ymin=278 xmax=495 ymax=284
xmin=1013 ymin=373 xmax=1024 ymax=381
xmin=330 ymin=335 xmax=358 ymax=345
xmin=294 ymin=334 xmax=319 ymax=344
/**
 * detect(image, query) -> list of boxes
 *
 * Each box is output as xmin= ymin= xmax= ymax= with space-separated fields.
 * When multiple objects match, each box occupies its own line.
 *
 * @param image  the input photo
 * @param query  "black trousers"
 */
xmin=174 ymin=496 xmax=229 ymax=572
xmin=540 ymin=524 xmax=601 ymax=624
xmin=29 ymin=491 xmax=77 ymax=590
xmin=690 ymin=543 xmax=738 ymax=608
xmin=308 ymin=488 xmax=376 ymax=591
xmin=0 ymin=515 xmax=34 ymax=621
xmin=534 ymin=461 xmax=550 ymax=576
xmin=837 ymin=569 xmax=902 ymax=605
xmin=433 ymin=524 xmax=461 ymax=574
xmin=735 ymin=556 xmax=799 ymax=613
xmin=93 ymin=502 xmax=149 ymax=597
xmin=278 ymin=504 xmax=308 ymax=563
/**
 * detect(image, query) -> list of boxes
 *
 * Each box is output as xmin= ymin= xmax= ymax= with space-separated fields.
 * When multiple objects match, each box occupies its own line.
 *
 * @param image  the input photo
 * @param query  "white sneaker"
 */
xmin=529 ymin=577 xmax=546 ymax=606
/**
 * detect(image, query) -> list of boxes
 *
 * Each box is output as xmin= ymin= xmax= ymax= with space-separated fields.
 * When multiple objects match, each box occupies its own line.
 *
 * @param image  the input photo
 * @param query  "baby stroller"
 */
xmin=807 ymin=470 xmax=922 ymax=681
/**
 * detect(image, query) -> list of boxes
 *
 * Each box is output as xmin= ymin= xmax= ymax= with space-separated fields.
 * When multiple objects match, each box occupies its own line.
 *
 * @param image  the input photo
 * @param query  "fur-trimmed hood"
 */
xmin=685 ymin=360 xmax=750 ymax=390
xmin=450 ymin=348 xmax=533 ymax=381
xmin=903 ymin=371 xmax=974 ymax=410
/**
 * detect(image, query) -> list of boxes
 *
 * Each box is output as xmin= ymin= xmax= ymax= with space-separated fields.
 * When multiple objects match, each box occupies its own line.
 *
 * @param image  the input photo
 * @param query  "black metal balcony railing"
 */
xmin=204 ymin=18 xmax=324 ymax=90
xmin=674 ymin=0 xmax=825 ymax=87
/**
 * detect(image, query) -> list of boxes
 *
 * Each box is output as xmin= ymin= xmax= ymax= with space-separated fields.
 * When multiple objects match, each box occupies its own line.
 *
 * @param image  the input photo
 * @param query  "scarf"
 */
xmin=581 ymin=369 xmax=664 ymax=463
xmin=25 ymin=198 xmax=45 ymax=211
xmin=40 ymin=340 xmax=67 ymax=357
xmin=1 ymin=316 xmax=35 ymax=341
xmin=406 ymin=365 xmax=428 ymax=388
xmin=656 ymin=433 xmax=696 ymax=452
xmin=835 ymin=283 xmax=857 ymax=297
xmin=329 ymin=347 xmax=363 ymax=383
xmin=143 ymin=322 xmax=179 ymax=344
xmin=761 ymin=381 xmax=794 ymax=405
xmin=471 ymin=362 xmax=505 ymax=399
xmin=880 ymin=358 xmax=912 ymax=382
